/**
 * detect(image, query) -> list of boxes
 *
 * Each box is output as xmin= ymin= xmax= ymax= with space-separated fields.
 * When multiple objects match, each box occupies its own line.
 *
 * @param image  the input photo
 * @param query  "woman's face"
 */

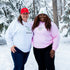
xmin=21 ymin=13 xmax=29 ymax=22
xmin=39 ymin=14 xmax=46 ymax=22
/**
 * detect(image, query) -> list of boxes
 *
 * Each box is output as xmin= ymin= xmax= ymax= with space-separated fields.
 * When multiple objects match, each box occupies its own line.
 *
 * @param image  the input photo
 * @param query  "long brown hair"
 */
xmin=18 ymin=15 xmax=23 ymax=25
xmin=32 ymin=14 xmax=51 ymax=31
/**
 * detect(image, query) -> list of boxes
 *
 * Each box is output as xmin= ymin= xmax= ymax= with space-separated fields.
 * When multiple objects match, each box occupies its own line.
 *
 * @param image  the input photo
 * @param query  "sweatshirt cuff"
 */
xmin=52 ymin=46 xmax=57 ymax=51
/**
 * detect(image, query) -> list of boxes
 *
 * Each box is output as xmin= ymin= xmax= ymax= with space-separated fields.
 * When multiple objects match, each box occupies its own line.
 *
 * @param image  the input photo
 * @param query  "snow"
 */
xmin=55 ymin=35 xmax=70 ymax=70
xmin=0 ymin=35 xmax=70 ymax=70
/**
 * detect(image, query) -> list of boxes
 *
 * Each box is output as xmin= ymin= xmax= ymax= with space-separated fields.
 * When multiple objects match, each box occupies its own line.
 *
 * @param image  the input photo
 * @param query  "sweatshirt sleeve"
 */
xmin=51 ymin=22 xmax=60 ymax=51
xmin=30 ymin=21 xmax=34 ymax=28
xmin=29 ymin=21 xmax=34 ymax=43
xmin=5 ymin=21 xmax=15 ymax=48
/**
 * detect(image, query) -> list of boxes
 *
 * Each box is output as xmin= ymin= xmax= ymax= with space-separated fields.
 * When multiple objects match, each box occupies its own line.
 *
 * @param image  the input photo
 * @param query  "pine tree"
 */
xmin=52 ymin=0 xmax=59 ymax=28
xmin=62 ymin=1 xmax=70 ymax=23
xmin=62 ymin=1 xmax=70 ymax=37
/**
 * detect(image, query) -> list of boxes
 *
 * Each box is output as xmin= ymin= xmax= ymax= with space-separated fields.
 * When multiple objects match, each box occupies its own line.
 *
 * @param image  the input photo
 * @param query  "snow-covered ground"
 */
xmin=0 ymin=35 xmax=70 ymax=70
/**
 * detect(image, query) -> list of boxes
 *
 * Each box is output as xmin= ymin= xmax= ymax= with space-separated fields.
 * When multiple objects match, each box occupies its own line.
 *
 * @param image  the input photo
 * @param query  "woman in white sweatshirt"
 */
xmin=5 ymin=8 xmax=32 ymax=70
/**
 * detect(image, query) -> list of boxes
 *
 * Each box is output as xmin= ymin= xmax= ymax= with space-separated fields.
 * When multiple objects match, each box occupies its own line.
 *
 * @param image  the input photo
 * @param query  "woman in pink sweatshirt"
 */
xmin=32 ymin=8 xmax=60 ymax=70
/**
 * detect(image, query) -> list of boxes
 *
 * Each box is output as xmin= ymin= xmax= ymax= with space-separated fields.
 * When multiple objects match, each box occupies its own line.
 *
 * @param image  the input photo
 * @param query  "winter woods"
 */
xmin=0 ymin=0 xmax=70 ymax=37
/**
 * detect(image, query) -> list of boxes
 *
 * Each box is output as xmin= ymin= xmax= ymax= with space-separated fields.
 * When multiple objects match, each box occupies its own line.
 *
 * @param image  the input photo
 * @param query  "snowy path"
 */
xmin=0 ymin=36 xmax=70 ymax=70
xmin=55 ymin=36 xmax=70 ymax=70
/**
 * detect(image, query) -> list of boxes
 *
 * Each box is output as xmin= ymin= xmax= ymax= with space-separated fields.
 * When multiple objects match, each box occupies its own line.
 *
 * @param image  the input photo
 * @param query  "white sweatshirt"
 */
xmin=5 ymin=19 xmax=33 ymax=52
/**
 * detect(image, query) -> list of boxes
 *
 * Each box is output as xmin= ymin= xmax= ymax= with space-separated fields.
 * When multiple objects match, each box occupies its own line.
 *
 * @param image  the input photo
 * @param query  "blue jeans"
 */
xmin=11 ymin=47 xmax=29 ymax=70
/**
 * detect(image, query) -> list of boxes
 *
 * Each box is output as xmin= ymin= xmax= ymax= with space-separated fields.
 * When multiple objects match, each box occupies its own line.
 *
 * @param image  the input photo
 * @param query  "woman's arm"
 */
xmin=5 ymin=20 xmax=17 ymax=53
xmin=51 ymin=22 xmax=60 ymax=51
xmin=5 ymin=22 xmax=14 ymax=48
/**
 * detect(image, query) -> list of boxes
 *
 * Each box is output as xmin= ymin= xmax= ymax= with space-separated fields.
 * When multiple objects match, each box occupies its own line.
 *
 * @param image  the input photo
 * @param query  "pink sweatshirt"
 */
xmin=32 ymin=21 xmax=60 ymax=51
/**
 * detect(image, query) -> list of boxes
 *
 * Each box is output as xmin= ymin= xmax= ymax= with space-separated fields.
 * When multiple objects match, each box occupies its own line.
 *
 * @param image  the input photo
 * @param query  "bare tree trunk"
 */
xmin=64 ymin=0 xmax=66 ymax=10
xmin=52 ymin=0 xmax=59 ymax=28
xmin=58 ymin=0 xmax=62 ymax=20
xmin=60 ymin=0 xmax=62 ymax=18
xmin=33 ymin=0 xmax=35 ymax=19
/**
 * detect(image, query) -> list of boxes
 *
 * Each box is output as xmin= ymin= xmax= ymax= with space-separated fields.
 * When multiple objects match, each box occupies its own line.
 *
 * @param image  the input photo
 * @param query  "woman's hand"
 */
xmin=11 ymin=45 xmax=16 ymax=53
xmin=50 ymin=50 xmax=55 ymax=58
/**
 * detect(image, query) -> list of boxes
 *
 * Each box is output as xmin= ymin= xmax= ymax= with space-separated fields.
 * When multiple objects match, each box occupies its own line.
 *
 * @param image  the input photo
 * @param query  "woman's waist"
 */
xmin=33 ymin=41 xmax=53 ymax=49
xmin=13 ymin=43 xmax=31 ymax=50
xmin=33 ymin=43 xmax=52 ymax=50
